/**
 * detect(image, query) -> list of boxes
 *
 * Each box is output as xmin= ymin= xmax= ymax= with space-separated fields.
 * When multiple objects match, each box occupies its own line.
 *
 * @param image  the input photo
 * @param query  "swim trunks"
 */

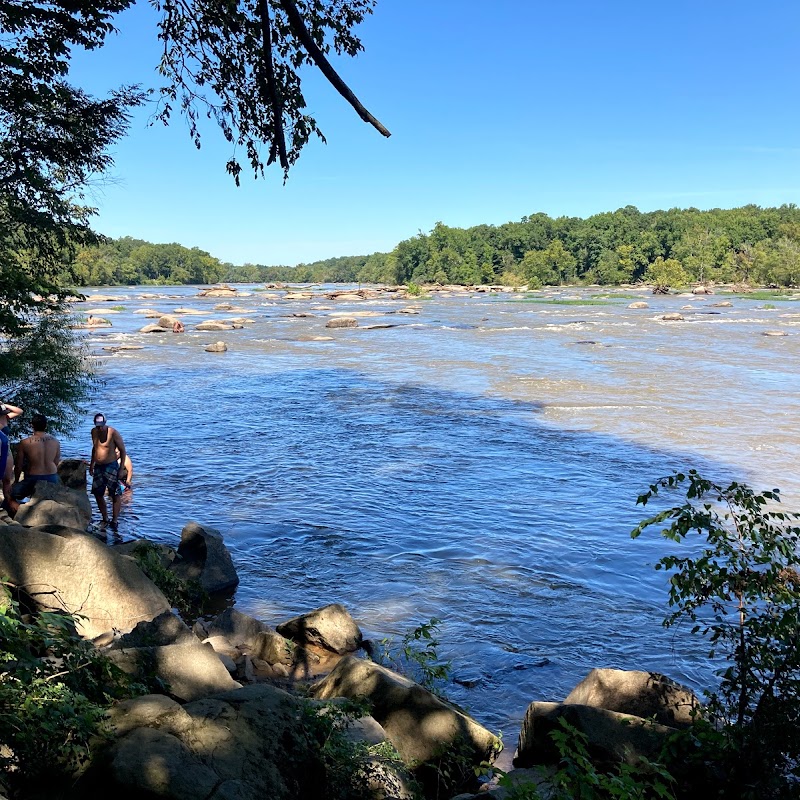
xmin=11 ymin=473 xmax=59 ymax=500
xmin=92 ymin=462 xmax=124 ymax=497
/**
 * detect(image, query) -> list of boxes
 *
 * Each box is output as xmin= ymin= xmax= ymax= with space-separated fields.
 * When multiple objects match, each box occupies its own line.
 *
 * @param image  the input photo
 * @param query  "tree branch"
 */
xmin=275 ymin=0 xmax=391 ymax=138
xmin=257 ymin=0 xmax=288 ymax=169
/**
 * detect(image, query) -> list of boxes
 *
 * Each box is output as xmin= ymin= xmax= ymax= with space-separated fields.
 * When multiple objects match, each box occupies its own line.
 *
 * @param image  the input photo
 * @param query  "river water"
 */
xmin=64 ymin=284 xmax=800 ymax=742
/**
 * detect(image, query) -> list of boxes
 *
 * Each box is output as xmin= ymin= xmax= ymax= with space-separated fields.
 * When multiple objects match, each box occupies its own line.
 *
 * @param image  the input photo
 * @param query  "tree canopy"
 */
xmin=0 ymin=0 xmax=388 ymax=427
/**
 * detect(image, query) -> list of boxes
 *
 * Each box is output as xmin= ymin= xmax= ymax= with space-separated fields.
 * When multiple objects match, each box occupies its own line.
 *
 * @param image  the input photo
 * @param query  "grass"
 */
xmin=508 ymin=297 xmax=619 ymax=306
xmin=110 ymin=305 xmax=126 ymax=311
xmin=720 ymin=290 xmax=800 ymax=301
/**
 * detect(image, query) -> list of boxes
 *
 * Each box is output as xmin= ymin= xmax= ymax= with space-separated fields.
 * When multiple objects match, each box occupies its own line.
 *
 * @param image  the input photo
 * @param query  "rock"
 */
xmin=692 ymin=285 xmax=714 ymax=294
xmin=206 ymin=608 xmax=268 ymax=648
xmin=710 ymin=301 xmax=733 ymax=307
xmin=196 ymin=321 xmax=234 ymax=331
xmin=81 ymin=294 xmax=123 ymax=302
xmin=332 ymin=293 xmax=364 ymax=302
xmin=628 ymin=301 xmax=649 ymax=309
xmin=513 ymin=702 xmax=674 ymax=769
xmin=133 ymin=308 xmax=161 ymax=315
xmin=100 ymin=684 xmax=339 ymax=800
xmin=170 ymin=521 xmax=239 ymax=593
xmin=763 ymin=330 xmax=788 ymax=336
xmin=113 ymin=611 xmax=196 ymax=649
xmin=312 ymin=656 xmax=499 ymax=766
xmin=112 ymin=538 xmax=177 ymax=570
xmin=252 ymin=630 xmax=298 ymax=666
xmin=0 ymin=525 xmax=170 ymax=638
xmin=202 ymin=635 xmax=241 ymax=660
xmin=14 ymin=480 xmax=92 ymax=529
xmin=326 ymin=317 xmax=359 ymax=329
xmin=205 ymin=341 xmax=228 ymax=352
xmin=661 ymin=313 xmax=685 ymax=321
xmin=107 ymin=727 xmax=220 ymax=799
xmin=56 ymin=458 xmax=88 ymax=490
xmin=563 ymin=668 xmax=698 ymax=728
xmin=198 ymin=286 xmax=237 ymax=297
xmin=108 ymin=641 xmax=242 ymax=701
xmin=158 ymin=314 xmax=180 ymax=328
xmin=140 ymin=324 xmax=170 ymax=333
xmin=277 ymin=603 xmax=362 ymax=654
xmin=86 ymin=315 xmax=112 ymax=327
xmin=106 ymin=694 xmax=193 ymax=737
xmin=397 ymin=307 xmax=421 ymax=315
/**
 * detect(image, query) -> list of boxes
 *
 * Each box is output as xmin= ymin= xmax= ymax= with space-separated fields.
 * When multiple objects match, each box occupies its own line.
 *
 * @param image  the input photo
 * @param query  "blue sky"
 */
xmin=69 ymin=0 xmax=800 ymax=265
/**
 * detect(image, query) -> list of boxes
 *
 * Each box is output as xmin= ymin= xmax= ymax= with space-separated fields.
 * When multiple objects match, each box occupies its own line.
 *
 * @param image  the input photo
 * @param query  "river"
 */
xmin=63 ymin=284 xmax=800 ymax=742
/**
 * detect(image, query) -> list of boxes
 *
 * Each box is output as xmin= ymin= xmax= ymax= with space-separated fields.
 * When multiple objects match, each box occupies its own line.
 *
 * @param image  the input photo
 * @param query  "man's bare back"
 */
xmin=18 ymin=432 xmax=60 ymax=476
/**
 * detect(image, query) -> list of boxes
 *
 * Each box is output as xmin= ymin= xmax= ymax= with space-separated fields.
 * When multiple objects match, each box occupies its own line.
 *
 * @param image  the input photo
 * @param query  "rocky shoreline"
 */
xmin=0 ymin=461 xmax=701 ymax=799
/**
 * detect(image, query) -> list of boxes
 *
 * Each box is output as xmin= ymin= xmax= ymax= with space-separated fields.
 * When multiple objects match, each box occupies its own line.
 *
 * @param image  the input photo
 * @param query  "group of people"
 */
xmin=0 ymin=403 xmax=131 ymax=530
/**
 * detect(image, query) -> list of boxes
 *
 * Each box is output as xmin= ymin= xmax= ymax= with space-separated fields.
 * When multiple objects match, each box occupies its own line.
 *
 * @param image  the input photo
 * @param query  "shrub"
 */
xmin=632 ymin=471 xmax=800 ymax=797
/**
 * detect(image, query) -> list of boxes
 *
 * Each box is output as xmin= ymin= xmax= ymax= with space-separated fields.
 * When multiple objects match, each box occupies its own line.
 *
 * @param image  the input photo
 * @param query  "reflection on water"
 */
xmin=65 ymin=285 xmax=800 ymax=739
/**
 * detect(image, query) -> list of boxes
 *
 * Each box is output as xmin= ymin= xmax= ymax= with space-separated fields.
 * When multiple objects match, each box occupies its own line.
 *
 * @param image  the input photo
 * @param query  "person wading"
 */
xmin=89 ymin=413 xmax=127 ymax=529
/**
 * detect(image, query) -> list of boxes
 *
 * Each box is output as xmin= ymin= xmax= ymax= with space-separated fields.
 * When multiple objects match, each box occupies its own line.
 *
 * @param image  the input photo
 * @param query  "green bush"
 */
xmin=633 ymin=471 xmax=800 ymax=797
xmin=0 ymin=581 xmax=137 ymax=792
xmin=131 ymin=541 xmax=208 ymax=618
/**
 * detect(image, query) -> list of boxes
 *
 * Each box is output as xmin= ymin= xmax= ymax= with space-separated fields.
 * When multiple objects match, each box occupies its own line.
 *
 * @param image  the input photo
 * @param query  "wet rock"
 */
xmin=140 ymin=324 xmax=170 ymax=333
xmin=763 ymin=330 xmax=788 ymax=336
xmin=710 ymin=300 xmax=733 ymax=307
xmin=692 ymin=285 xmax=714 ymax=294
xmin=325 ymin=317 xmax=358 ymax=329
xmin=196 ymin=321 xmax=234 ymax=331
xmin=661 ymin=313 xmax=685 ymax=321
xmin=628 ymin=301 xmax=649 ymax=309
xmin=158 ymin=314 xmax=180 ymax=328
xmin=205 ymin=341 xmax=228 ymax=352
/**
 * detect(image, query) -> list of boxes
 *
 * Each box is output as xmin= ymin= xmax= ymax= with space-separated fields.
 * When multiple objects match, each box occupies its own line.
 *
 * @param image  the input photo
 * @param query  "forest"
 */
xmin=72 ymin=204 xmax=800 ymax=288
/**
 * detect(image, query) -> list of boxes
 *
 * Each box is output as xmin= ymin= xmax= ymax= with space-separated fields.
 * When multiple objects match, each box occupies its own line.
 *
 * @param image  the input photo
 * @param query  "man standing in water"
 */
xmin=13 ymin=414 xmax=60 ymax=498
xmin=89 ymin=413 xmax=127 ymax=529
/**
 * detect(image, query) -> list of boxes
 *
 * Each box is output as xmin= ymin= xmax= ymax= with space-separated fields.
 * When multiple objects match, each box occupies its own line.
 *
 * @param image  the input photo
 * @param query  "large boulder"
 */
xmin=14 ymin=480 xmax=91 ymax=529
xmin=312 ymin=655 xmax=499 ymax=766
xmin=98 ymin=684 xmax=341 ymax=800
xmin=0 ymin=525 xmax=170 ymax=638
xmin=170 ymin=521 xmax=239 ymax=593
xmin=563 ymin=668 xmax=699 ymax=728
xmin=326 ymin=317 xmax=358 ymax=329
xmin=277 ymin=602 xmax=362 ymax=654
xmin=513 ymin=702 xmax=674 ymax=769
xmin=107 ymin=641 xmax=241 ymax=701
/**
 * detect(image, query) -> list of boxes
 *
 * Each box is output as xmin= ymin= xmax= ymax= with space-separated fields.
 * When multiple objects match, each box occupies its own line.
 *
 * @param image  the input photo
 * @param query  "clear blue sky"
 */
xmin=69 ymin=0 xmax=800 ymax=266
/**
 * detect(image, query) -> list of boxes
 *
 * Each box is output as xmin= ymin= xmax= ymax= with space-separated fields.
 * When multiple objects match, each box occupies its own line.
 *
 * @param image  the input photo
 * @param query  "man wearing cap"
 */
xmin=0 ymin=402 xmax=23 ymax=516
xmin=89 ymin=413 xmax=127 ymax=529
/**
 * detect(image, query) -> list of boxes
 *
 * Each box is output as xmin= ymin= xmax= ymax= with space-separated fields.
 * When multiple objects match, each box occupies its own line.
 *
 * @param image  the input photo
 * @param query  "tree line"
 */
xmin=76 ymin=204 xmax=800 ymax=288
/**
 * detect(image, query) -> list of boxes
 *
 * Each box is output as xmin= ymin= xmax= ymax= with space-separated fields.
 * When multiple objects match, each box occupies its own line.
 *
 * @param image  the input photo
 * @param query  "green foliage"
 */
xmin=131 ymin=541 xmax=209 ymax=618
xmin=480 ymin=719 xmax=676 ymax=800
xmin=0 ymin=581 xmax=136 ymax=791
xmin=644 ymin=257 xmax=689 ymax=292
xmin=374 ymin=618 xmax=452 ymax=695
xmin=632 ymin=471 xmax=800 ymax=797
xmin=0 ymin=312 xmax=98 ymax=437
xmin=301 ymin=698 xmax=421 ymax=800
xmin=406 ymin=281 xmax=423 ymax=296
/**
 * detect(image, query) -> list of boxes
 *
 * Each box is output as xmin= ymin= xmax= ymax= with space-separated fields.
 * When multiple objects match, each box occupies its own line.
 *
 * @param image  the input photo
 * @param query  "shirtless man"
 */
xmin=89 ymin=412 xmax=127 ymax=528
xmin=0 ymin=402 xmax=23 ymax=516
xmin=13 ymin=414 xmax=60 ymax=499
